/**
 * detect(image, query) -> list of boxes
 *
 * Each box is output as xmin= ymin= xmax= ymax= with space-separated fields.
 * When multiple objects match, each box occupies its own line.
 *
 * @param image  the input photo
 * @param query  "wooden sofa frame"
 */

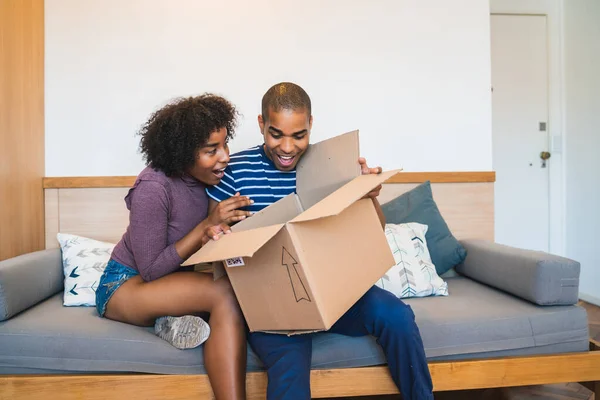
xmin=2 ymin=341 xmax=600 ymax=399
xmin=2 ymin=172 xmax=599 ymax=399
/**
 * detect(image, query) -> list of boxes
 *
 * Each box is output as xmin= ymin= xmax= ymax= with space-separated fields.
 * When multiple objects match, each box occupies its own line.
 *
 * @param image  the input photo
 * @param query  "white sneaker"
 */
xmin=154 ymin=315 xmax=211 ymax=350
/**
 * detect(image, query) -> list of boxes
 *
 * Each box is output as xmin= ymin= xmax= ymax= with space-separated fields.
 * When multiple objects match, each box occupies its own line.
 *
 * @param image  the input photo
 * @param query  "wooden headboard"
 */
xmin=43 ymin=172 xmax=495 ymax=249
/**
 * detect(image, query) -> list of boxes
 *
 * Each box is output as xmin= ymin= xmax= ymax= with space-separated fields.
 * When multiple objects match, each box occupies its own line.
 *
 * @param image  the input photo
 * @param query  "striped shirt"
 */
xmin=206 ymin=145 xmax=296 ymax=212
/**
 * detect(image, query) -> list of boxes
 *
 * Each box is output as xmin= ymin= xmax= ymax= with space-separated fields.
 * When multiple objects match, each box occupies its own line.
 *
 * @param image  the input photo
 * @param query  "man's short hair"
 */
xmin=261 ymin=82 xmax=311 ymax=122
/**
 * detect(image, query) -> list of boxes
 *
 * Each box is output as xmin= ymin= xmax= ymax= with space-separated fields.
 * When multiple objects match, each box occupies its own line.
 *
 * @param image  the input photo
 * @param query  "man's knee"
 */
xmin=249 ymin=333 xmax=311 ymax=370
xmin=365 ymin=287 xmax=416 ymax=330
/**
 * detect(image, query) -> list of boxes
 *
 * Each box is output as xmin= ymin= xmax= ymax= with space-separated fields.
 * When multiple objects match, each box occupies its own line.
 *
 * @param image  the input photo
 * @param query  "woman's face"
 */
xmin=187 ymin=127 xmax=230 ymax=186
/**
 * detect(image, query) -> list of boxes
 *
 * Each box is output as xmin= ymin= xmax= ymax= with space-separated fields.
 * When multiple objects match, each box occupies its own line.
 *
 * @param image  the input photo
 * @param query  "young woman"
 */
xmin=96 ymin=94 xmax=252 ymax=399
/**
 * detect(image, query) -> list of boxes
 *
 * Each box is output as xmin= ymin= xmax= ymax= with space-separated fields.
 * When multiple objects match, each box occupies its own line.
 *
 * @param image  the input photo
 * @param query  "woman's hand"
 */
xmin=207 ymin=192 xmax=253 ymax=226
xmin=201 ymin=223 xmax=232 ymax=246
xmin=175 ymin=194 xmax=252 ymax=259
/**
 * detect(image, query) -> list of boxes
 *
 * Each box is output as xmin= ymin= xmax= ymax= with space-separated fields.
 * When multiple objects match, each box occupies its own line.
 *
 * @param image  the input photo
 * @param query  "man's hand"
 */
xmin=207 ymin=192 xmax=253 ymax=226
xmin=359 ymin=157 xmax=383 ymax=199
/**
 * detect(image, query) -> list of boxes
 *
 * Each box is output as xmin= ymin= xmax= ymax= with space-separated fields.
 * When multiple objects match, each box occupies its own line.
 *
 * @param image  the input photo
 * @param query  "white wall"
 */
xmin=45 ymin=0 xmax=492 ymax=176
xmin=563 ymin=0 xmax=600 ymax=301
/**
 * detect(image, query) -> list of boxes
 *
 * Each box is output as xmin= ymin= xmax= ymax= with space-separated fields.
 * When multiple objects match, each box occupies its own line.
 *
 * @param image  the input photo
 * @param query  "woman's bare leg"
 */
xmin=104 ymin=272 xmax=246 ymax=400
xmin=202 ymin=278 xmax=248 ymax=399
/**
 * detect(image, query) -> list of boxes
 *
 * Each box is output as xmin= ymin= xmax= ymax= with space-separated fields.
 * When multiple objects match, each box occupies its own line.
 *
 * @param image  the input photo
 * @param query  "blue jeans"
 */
xmin=248 ymin=286 xmax=433 ymax=400
xmin=95 ymin=259 xmax=139 ymax=317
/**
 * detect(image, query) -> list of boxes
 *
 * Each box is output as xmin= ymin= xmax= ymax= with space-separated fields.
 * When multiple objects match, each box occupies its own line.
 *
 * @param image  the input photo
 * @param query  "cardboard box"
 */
xmin=183 ymin=130 xmax=400 ymax=333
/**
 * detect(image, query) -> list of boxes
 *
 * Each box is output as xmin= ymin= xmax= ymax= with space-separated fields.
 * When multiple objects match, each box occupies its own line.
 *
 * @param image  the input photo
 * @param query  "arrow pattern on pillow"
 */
xmin=412 ymin=237 xmax=426 ymax=257
xmin=378 ymin=223 xmax=448 ymax=299
xmin=389 ymin=230 xmax=417 ymax=297
xmin=69 ymin=283 xmax=78 ymax=295
xmin=419 ymin=260 xmax=434 ymax=280
xmin=77 ymin=248 xmax=111 ymax=258
xmin=90 ymin=262 xmax=107 ymax=273
xmin=59 ymin=234 xmax=116 ymax=307
xmin=60 ymin=237 xmax=81 ymax=252
xmin=68 ymin=281 xmax=99 ymax=297
xmin=66 ymin=261 xmax=107 ymax=274
xmin=400 ymin=266 xmax=417 ymax=298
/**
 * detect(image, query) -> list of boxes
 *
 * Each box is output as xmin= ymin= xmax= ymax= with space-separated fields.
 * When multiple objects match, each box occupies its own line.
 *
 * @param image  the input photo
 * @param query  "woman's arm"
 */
xmin=129 ymin=182 xmax=253 ymax=281
xmin=127 ymin=180 xmax=183 ymax=281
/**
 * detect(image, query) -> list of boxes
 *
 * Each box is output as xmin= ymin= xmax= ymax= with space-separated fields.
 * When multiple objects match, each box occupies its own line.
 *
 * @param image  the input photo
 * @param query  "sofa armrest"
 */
xmin=0 ymin=248 xmax=63 ymax=321
xmin=456 ymin=240 xmax=580 ymax=306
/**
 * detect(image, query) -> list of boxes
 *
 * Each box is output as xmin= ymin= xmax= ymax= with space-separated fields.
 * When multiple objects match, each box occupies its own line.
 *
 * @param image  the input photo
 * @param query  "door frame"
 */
xmin=490 ymin=0 xmax=565 ymax=256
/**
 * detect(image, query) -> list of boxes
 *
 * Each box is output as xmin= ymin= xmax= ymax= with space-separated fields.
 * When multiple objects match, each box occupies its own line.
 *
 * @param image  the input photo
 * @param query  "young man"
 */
xmin=206 ymin=82 xmax=433 ymax=400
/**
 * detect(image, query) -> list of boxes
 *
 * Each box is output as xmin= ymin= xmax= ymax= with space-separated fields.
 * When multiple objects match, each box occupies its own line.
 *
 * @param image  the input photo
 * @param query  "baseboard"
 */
xmin=579 ymin=292 xmax=600 ymax=307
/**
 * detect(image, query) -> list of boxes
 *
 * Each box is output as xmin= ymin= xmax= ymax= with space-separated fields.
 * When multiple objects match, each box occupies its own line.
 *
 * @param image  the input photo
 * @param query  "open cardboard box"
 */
xmin=183 ymin=131 xmax=401 ymax=334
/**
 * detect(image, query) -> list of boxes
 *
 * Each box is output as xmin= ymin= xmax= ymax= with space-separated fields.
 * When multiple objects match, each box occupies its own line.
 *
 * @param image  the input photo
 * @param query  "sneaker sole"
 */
xmin=155 ymin=315 xmax=211 ymax=350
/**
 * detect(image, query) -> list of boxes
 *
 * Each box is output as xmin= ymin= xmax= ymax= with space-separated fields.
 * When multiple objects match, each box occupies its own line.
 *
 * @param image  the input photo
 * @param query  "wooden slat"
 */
xmin=311 ymin=351 xmax=600 ymax=397
xmin=0 ymin=374 xmax=214 ymax=400
xmin=42 ymin=172 xmax=496 ymax=189
xmin=428 ymin=351 xmax=600 ymax=393
xmin=386 ymin=171 xmax=496 ymax=183
xmin=43 ymin=176 xmax=137 ymax=189
xmin=2 ymin=350 xmax=600 ymax=400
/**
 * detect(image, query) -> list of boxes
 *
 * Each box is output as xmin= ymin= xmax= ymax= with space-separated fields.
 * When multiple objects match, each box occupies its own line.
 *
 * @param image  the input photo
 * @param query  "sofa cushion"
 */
xmin=381 ymin=181 xmax=467 ymax=276
xmin=0 ymin=294 xmax=259 ymax=374
xmin=408 ymin=277 xmax=588 ymax=358
xmin=0 ymin=277 xmax=589 ymax=375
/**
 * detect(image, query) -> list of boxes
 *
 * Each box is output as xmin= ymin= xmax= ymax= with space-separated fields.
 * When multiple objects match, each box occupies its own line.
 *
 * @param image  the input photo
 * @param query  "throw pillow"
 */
xmin=381 ymin=181 xmax=467 ymax=276
xmin=376 ymin=223 xmax=448 ymax=298
xmin=57 ymin=233 xmax=115 ymax=307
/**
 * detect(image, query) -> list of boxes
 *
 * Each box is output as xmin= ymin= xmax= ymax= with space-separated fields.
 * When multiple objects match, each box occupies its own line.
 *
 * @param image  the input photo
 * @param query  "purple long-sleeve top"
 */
xmin=110 ymin=166 xmax=209 ymax=281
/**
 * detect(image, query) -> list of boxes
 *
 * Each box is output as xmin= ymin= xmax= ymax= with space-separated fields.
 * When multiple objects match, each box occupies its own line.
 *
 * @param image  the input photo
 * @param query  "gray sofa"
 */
xmin=0 ymin=239 xmax=587 ymax=376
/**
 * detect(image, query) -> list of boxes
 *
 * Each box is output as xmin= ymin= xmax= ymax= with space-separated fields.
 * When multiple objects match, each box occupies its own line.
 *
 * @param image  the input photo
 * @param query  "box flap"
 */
xmin=231 ymin=194 xmax=302 ymax=233
xmin=182 ymin=224 xmax=285 ymax=266
xmin=259 ymin=329 xmax=323 ymax=335
xmin=296 ymin=130 xmax=361 ymax=211
xmin=290 ymin=169 xmax=401 ymax=223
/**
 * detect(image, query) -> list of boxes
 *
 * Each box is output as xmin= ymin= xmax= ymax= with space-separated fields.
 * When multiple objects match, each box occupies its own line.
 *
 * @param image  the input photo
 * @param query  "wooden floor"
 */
xmin=325 ymin=301 xmax=600 ymax=400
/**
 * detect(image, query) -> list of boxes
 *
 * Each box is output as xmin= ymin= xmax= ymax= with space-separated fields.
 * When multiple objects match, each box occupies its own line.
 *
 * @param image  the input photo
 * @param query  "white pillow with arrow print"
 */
xmin=57 ymin=233 xmax=115 ymax=307
xmin=375 ymin=223 xmax=448 ymax=299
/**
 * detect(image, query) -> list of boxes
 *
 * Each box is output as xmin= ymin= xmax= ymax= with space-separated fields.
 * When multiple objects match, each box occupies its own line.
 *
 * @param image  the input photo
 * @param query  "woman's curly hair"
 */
xmin=138 ymin=94 xmax=239 ymax=177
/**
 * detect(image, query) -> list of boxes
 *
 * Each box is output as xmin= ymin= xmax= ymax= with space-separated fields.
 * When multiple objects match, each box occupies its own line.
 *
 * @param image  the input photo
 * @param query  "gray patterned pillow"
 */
xmin=375 ymin=223 xmax=448 ymax=298
xmin=57 ymin=233 xmax=115 ymax=307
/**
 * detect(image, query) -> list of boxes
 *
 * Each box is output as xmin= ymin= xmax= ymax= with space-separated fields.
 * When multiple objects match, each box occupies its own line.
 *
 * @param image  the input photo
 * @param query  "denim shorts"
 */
xmin=96 ymin=259 xmax=139 ymax=317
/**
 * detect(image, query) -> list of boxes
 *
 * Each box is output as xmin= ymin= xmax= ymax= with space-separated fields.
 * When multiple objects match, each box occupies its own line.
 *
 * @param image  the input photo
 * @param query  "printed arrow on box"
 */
xmin=281 ymin=247 xmax=311 ymax=303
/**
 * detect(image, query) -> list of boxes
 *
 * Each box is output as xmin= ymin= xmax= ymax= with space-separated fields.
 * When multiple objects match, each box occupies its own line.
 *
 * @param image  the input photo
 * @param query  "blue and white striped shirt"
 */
xmin=206 ymin=145 xmax=296 ymax=212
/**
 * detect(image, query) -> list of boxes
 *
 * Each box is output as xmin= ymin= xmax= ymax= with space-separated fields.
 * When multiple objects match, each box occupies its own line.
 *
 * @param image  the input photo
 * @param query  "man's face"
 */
xmin=258 ymin=108 xmax=312 ymax=171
